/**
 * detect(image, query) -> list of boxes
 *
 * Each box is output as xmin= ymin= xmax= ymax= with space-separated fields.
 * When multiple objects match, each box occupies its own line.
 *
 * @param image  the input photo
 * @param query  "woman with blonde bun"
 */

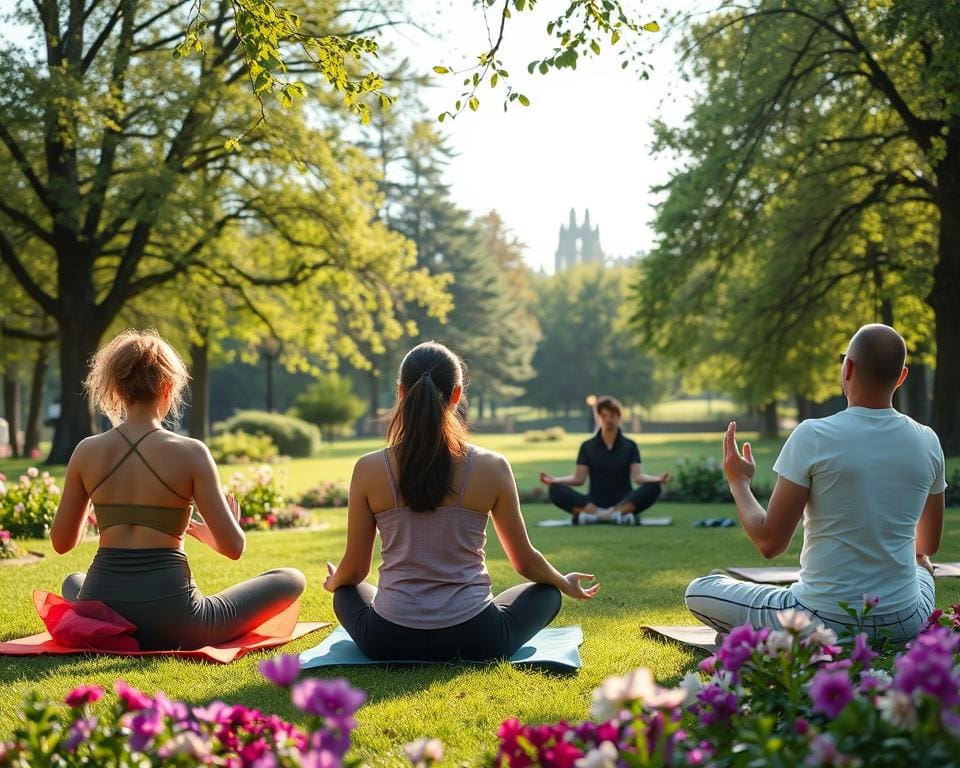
xmin=51 ymin=329 xmax=305 ymax=650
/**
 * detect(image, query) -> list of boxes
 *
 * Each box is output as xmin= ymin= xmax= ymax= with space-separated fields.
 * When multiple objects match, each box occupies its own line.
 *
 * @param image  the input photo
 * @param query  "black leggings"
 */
xmin=548 ymin=482 xmax=662 ymax=516
xmin=333 ymin=582 xmax=562 ymax=662
xmin=62 ymin=548 xmax=306 ymax=650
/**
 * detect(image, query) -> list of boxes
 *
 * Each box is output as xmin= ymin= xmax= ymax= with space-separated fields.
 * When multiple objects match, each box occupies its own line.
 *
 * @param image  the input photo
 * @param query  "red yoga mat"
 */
xmin=0 ymin=591 xmax=329 ymax=664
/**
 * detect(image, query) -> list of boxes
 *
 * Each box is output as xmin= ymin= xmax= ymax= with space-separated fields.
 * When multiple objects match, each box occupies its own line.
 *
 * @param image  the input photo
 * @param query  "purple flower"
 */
xmin=809 ymin=670 xmax=854 ymax=719
xmin=299 ymin=749 xmax=343 ymax=768
xmin=65 ymin=716 xmax=97 ymax=752
xmin=862 ymin=594 xmax=880 ymax=610
xmin=114 ymin=680 xmax=152 ymax=711
xmin=259 ymin=653 xmax=301 ymax=688
xmin=310 ymin=725 xmax=353 ymax=758
xmin=65 ymin=685 xmax=104 ymax=708
xmin=292 ymin=678 xmax=366 ymax=720
xmin=693 ymin=684 xmax=738 ymax=727
xmin=850 ymin=633 xmax=877 ymax=670
xmin=716 ymin=624 xmax=767 ymax=677
xmin=127 ymin=708 xmax=165 ymax=752
xmin=794 ymin=717 xmax=810 ymax=736
xmin=893 ymin=627 xmax=960 ymax=706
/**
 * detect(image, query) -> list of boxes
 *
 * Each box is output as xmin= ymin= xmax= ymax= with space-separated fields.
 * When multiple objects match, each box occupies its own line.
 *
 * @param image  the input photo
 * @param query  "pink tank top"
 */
xmin=373 ymin=447 xmax=493 ymax=629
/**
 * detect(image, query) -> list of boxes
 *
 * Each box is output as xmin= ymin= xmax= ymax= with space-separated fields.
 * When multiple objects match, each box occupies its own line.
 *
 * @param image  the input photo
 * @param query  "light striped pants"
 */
xmin=684 ymin=567 xmax=935 ymax=643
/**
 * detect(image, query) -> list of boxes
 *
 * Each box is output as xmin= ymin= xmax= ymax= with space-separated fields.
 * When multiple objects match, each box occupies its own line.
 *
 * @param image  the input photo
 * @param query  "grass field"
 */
xmin=2 ymin=433 xmax=959 ymax=765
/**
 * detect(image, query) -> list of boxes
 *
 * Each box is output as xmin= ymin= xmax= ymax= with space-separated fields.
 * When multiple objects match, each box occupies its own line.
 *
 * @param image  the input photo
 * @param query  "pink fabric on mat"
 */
xmin=0 ymin=590 xmax=329 ymax=664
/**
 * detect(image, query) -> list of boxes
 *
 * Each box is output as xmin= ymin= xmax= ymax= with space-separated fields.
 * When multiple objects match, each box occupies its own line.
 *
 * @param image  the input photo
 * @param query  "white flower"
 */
xmin=13 ymin=503 xmax=24 ymax=515
xmin=49 ymin=485 xmax=60 ymax=496
xmin=165 ymin=732 xmax=211 ymax=758
xmin=404 ymin=738 xmax=444 ymax=765
xmin=0 ymin=481 xmax=6 ymax=495
xmin=776 ymin=609 xmax=811 ymax=632
xmin=805 ymin=625 xmax=839 ymax=647
xmin=680 ymin=671 xmax=703 ymax=705
xmin=866 ymin=669 xmax=892 ymax=685
xmin=590 ymin=668 xmax=686 ymax=719
xmin=26 ymin=467 xmax=38 ymax=478
xmin=763 ymin=630 xmax=794 ymax=657
xmin=877 ymin=690 xmax=918 ymax=730
xmin=575 ymin=741 xmax=619 ymax=768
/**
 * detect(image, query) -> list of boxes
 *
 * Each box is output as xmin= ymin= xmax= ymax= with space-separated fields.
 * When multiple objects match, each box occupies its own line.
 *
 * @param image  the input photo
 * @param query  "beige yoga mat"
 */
xmin=726 ymin=563 xmax=960 ymax=583
xmin=642 ymin=625 xmax=719 ymax=654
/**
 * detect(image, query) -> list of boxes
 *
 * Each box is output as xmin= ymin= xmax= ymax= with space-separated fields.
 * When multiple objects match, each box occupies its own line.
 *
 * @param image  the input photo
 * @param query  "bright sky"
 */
xmin=385 ymin=1 xmax=706 ymax=272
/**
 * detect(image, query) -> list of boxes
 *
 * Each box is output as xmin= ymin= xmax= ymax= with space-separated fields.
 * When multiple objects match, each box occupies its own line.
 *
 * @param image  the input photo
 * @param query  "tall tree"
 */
xmin=635 ymin=0 xmax=956 ymax=448
xmin=0 ymin=1 xmax=442 ymax=462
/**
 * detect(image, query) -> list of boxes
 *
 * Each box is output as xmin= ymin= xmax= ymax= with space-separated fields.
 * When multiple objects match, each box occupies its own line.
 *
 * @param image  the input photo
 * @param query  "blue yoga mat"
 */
xmin=299 ymin=625 xmax=584 ymax=673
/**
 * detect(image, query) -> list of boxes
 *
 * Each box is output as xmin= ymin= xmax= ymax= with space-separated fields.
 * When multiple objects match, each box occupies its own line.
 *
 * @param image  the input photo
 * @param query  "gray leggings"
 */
xmin=334 ymin=582 xmax=562 ymax=662
xmin=62 ymin=547 xmax=305 ymax=650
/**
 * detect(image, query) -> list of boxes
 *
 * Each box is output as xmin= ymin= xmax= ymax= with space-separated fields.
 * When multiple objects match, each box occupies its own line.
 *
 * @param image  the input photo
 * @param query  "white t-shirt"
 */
xmin=773 ymin=407 xmax=947 ymax=615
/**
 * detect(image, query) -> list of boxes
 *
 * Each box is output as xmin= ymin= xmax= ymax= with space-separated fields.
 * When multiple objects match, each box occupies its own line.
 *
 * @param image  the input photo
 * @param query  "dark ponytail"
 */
xmin=387 ymin=342 xmax=468 ymax=512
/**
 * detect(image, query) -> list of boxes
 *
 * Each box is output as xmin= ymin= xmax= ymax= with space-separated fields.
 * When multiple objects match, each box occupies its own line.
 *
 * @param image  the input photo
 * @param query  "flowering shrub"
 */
xmin=0 ymin=663 xmax=367 ymax=767
xmin=490 ymin=601 xmax=960 ymax=767
xmin=0 ymin=528 xmax=23 ymax=560
xmin=298 ymin=481 xmax=349 ymax=509
xmin=0 ymin=468 xmax=61 ymax=538
xmin=225 ymin=466 xmax=312 ymax=531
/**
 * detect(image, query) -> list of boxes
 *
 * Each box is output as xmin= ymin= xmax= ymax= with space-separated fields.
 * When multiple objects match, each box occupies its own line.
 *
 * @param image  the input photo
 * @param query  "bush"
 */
xmin=298 ymin=481 xmax=349 ymax=509
xmin=523 ymin=427 xmax=567 ymax=443
xmin=0 ymin=666 xmax=371 ymax=767
xmin=207 ymin=430 xmax=278 ymax=464
xmin=490 ymin=602 xmax=960 ymax=767
xmin=947 ymin=468 xmax=960 ymax=508
xmin=291 ymin=373 xmax=365 ymax=440
xmin=215 ymin=411 xmax=320 ymax=458
xmin=0 ymin=468 xmax=61 ymax=538
xmin=224 ymin=466 xmax=312 ymax=531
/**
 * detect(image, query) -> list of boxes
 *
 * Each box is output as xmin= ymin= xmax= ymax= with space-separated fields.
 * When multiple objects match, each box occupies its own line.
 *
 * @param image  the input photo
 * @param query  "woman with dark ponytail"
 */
xmin=324 ymin=341 xmax=597 ymax=661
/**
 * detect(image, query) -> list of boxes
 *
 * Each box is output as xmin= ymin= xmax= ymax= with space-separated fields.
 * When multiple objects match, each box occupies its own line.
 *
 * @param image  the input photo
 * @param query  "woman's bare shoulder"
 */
xmin=468 ymin=444 xmax=512 ymax=474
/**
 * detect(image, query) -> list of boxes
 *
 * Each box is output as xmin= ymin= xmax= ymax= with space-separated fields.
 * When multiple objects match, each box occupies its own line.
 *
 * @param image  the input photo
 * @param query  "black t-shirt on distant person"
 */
xmin=575 ymin=429 xmax=641 ymax=507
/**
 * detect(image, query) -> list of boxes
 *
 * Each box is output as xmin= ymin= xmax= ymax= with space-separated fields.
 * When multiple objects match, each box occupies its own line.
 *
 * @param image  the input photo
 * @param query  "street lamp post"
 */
xmin=261 ymin=336 xmax=282 ymax=413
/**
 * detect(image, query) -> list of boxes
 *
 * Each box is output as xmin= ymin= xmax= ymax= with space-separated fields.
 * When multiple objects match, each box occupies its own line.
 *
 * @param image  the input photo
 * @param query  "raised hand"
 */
xmin=562 ymin=572 xmax=599 ymax=600
xmin=539 ymin=471 xmax=555 ymax=486
xmin=722 ymin=421 xmax=756 ymax=487
xmin=323 ymin=561 xmax=337 ymax=593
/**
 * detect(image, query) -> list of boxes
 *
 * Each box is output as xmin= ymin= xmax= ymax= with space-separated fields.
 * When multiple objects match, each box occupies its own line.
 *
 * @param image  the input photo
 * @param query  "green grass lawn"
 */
xmin=2 ymin=433 xmax=960 ymax=765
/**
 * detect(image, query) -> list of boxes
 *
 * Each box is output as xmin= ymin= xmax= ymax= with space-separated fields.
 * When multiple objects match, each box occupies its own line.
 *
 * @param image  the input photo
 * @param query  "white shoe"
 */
xmin=579 ymin=512 xmax=599 ymax=525
xmin=619 ymin=512 xmax=637 ymax=526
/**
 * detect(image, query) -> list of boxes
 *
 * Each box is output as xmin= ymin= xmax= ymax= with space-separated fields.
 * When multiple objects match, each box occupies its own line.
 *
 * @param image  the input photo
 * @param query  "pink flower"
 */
xmin=808 ymin=670 xmax=854 ymax=719
xmin=114 ymin=680 xmax=152 ymax=711
xmin=850 ymin=633 xmax=877 ymax=670
xmin=29 ymin=449 xmax=41 ymax=459
xmin=65 ymin=685 xmax=104 ymax=708
xmin=259 ymin=654 xmax=301 ymax=688
xmin=0 ymin=530 xmax=10 ymax=543
xmin=862 ymin=593 xmax=880 ymax=610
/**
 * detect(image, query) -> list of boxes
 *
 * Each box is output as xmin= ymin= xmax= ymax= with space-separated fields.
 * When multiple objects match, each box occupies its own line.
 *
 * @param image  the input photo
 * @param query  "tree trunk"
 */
xmin=795 ymin=394 xmax=811 ymax=423
xmin=903 ymin=363 xmax=931 ymax=425
xmin=761 ymin=401 xmax=779 ymax=439
xmin=477 ymin=394 xmax=485 ymax=421
xmin=930 ymin=146 xmax=960 ymax=454
xmin=188 ymin=341 xmax=210 ymax=440
xmin=48 ymin=319 xmax=102 ymax=465
xmin=3 ymin=369 xmax=20 ymax=458
xmin=24 ymin=344 xmax=51 ymax=455
xmin=368 ymin=370 xmax=380 ymax=435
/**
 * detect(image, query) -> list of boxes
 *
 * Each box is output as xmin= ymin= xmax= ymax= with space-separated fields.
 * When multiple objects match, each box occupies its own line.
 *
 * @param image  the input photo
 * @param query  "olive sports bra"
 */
xmin=89 ymin=428 xmax=192 ymax=538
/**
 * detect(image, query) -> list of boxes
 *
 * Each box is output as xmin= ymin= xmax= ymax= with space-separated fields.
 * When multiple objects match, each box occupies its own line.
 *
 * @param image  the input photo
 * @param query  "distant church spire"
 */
xmin=555 ymin=208 xmax=604 ymax=272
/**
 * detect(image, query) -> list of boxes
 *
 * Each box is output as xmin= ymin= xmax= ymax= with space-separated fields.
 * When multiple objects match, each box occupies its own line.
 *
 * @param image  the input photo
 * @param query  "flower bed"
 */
xmin=0 ymin=469 xmax=61 ymax=538
xmin=225 ymin=466 xmax=314 ymax=531
xmin=298 ymin=481 xmax=349 ymax=509
xmin=490 ymin=601 xmax=960 ymax=767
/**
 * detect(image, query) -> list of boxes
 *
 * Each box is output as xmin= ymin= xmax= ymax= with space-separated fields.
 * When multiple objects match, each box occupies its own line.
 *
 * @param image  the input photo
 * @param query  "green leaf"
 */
xmin=438 ymin=112 xmax=446 ymax=122
xmin=468 ymin=96 xmax=479 ymax=111
xmin=642 ymin=21 xmax=661 ymax=32
xmin=433 ymin=66 xmax=449 ymax=74
xmin=490 ymin=73 xmax=498 ymax=88
xmin=518 ymin=94 xmax=530 ymax=106
xmin=590 ymin=40 xmax=601 ymax=55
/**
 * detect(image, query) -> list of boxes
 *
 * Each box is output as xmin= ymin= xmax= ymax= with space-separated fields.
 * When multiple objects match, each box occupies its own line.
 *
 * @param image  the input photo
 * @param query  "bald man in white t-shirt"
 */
xmin=685 ymin=324 xmax=946 ymax=642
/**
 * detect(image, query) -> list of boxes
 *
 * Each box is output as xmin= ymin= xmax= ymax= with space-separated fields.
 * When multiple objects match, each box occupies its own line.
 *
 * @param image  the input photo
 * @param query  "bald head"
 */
xmin=847 ymin=324 xmax=907 ymax=389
